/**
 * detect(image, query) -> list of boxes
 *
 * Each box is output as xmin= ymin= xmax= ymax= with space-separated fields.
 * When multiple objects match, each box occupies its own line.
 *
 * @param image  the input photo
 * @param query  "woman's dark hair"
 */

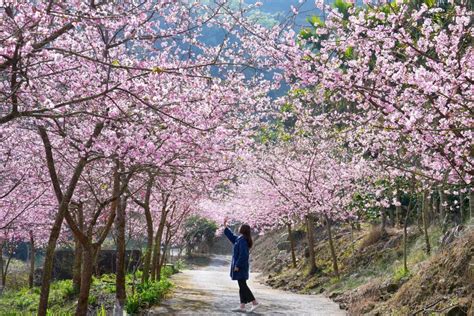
xmin=239 ymin=224 xmax=253 ymax=248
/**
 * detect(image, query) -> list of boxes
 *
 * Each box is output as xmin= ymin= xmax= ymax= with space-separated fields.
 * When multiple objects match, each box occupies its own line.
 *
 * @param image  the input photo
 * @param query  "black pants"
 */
xmin=237 ymin=280 xmax=255 ymax=304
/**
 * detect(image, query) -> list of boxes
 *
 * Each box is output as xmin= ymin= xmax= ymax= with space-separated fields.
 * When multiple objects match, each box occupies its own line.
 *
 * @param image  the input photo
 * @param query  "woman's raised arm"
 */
xmin=223 ymin=217 xmax=238 ymax=243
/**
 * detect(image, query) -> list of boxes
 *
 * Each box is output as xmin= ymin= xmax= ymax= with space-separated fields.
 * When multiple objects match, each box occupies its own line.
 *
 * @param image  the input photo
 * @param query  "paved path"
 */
xmin=148 ymin=255 xmax=346 ymax=315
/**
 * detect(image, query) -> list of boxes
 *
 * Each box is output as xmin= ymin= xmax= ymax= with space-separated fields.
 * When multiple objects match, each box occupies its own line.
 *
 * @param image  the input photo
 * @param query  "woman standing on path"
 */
xmin=223 ymin=217 xmax=260 ymax=313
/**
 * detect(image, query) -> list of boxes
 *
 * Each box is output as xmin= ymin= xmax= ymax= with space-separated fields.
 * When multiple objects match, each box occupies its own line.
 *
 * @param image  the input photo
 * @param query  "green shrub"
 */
xmin=125 ymin=278 xmax=173 ymax=314
xmin=16 ymin=294 xmax=36 ymax=310
xmin=88 ymin=294 xmax=97 ymax=305
xmin=125 ymin=293 xmax=140 ymax=314
xmin=49 ymin=280 xmax=75 ymax=306
xmin=52 ymin=280 xmax=75 ymax=299
xmin=94 ymin=273 xmax=115 ymax=284
xmin=161 ymin=265 xmax=174 ymax=278
xmin=0 ymin=280 xmax=75 ymax=314
xmin=0 ymin=287 xmax=38 ymax=313
xmin=393 ymin=266 xmax=411 ymax=282
xmin=183 ymin=215 xmax=218 ymax=254
xmin=3 ymin=259 xmax=30 ymax=291
xmin=97 ymin=305 xmax=107 ymax=316
xmin=134 ymin=270 xmax=143 ymax=279
xmin=92 ymin=273 xmax=117 ymax=294
xmin=0 ymin=270 xmax=173 ymax=315
xmin=174 ymin=259 xmax=186 ymax=271
xmin=2 ymin=312 xmax=21 ymax=316
xmin=45 ymin=309 xmax=73 ymax=316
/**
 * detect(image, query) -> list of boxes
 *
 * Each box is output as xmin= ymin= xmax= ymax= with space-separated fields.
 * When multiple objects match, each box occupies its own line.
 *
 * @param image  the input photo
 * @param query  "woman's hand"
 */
xmin=234 ymin=267 xmax=240 ymax=272
xmin=224 ymin=216 xmax=229 ymax=227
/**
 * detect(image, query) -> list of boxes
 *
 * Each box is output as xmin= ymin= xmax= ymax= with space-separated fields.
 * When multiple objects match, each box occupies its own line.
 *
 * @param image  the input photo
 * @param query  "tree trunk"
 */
xmin=159 ymin=241 xmax=169 ymax=270
xmin=38 ymin=208 xmax=66 ymax=316
xmin=155 ymin=244 xmax=163 ymax=281
xmin=151 ymin=203 xmax=168 ymax=281
xmin=388 ymin=207 xmax=395 ymax=227
xmin=325 ymin=215 xmax=339 ymax=278
xmin=29 ymin=231 xmax=35 ymax=289
xmin=2 ymin=249 xmax=12 ymax=289
xmin=142 ymin=205 xmax=154 ymax=284
xmin=470 ymin=189 xmax=474 ymax=220
xmin=395 ymin=203 xmax=402 ymax=228
xmin=162 ymin=223 xmax=178 ymax=270
xmin=73 ymin=203 xmax=84 ymax=293
xmin=380 ymin=208 xmax=387 ymax=233
xmin=159 ymin=225 xmax=170 ymax=270
xmin=151 ymin=229 xmax=160 ymax=281
xmin=432 ymin=191 xmax=440 ymax=225
xmin=75 ymin=245 xmax=94 ymax=316
xmin=287 ymin=223 xmax=297 ymax=268
xmin=422 ymin=191 xmax=431 ymax=255
xmin=0 ymin=242 xmax=4 ymax=295
xmin=403 ymin=180 xmax=417 ymax=274
xmin=403 ymin=212 xmax=409 ymax=273
xmin=350 ymin=223 xmax=356 ymax=254
xmin=93 ymin=244 xmax=102 ymax=276
xmin=459 ymin=190 xmax=465 ymax=222
xmin=139 ymin=175 xmax=154 ymax=284
xmin=395 ymin=189 xmax=402 ymax=228
xmin=37 ymin=123 xmax=103 ymax=316
xmin=355 ymin=219 xmax=361 ymax=231
xmin=74 ymin=162 xmax=121 ymax=316
xmin=439 ymin=188 xmax=446 ymax=227
xmin=115 ymin=197 xmax=127 ymax=310
xmin=403 ymin=202 xmax=413 ymax=273
xmin=305 ymin=215 xmax=318 ymax=275
xmin=72 ymin=238 xmax=83 ymax=293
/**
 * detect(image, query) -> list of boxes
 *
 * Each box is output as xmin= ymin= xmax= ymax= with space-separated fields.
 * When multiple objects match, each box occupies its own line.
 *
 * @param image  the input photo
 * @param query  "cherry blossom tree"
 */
xmin=265 ymin=0 xmax=473 ymax=273
xmin=283 ymin=0 xmax=472 ymax=182
xmin=1 ymin=1 xmax=282 ymax=314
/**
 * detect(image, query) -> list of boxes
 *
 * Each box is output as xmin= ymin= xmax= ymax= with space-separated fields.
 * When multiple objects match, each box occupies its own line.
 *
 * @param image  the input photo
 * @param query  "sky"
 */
xmin=246 ymin=0 xmax=325 ymax=28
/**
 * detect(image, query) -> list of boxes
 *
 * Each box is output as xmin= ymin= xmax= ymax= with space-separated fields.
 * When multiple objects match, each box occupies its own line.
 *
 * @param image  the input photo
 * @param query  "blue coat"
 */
xmin=224 ymin=227 xmax=250 ymax=280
